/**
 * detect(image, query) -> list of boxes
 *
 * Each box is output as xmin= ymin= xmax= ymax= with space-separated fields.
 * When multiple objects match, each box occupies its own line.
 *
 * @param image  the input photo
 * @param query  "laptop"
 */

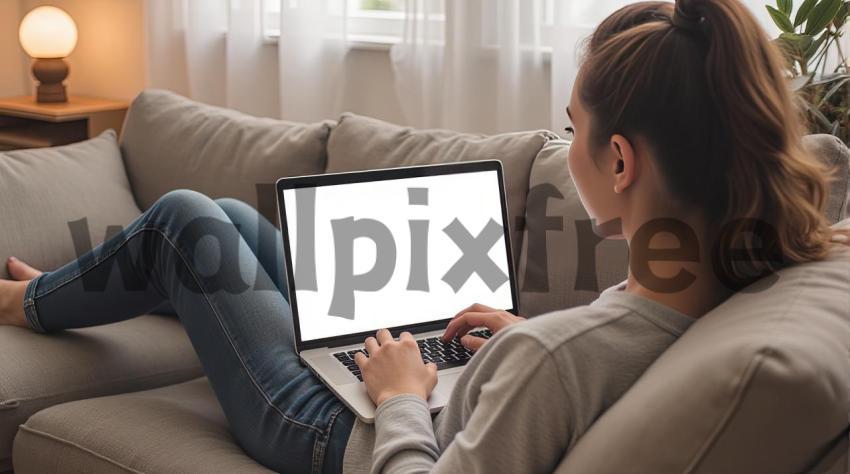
xmin=275 ymin=160 xmax=519 ymax=422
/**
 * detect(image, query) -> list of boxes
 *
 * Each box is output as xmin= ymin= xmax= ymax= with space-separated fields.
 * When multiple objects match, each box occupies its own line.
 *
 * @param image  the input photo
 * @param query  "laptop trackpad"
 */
xmin=428 ymin=369 xmax=462 ymax=410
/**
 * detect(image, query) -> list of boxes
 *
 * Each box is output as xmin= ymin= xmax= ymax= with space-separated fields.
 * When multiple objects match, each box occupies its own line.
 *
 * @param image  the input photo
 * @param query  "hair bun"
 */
xmin=673 ymin=0 xmax=707 ymax=33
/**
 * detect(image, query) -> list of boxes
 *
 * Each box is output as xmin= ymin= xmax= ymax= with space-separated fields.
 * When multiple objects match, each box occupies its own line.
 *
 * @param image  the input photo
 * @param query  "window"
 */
xmin=262 ymin=0 xmax=554 ymax=51
xmin=262 ymin=0 xmax=442 ymax=46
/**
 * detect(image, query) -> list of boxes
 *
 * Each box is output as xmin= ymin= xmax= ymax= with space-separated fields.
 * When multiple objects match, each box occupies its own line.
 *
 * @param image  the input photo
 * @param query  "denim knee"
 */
xmin=148 ymin=189 xmax=225 ymax=230
xmin=214 ymin=197 xmax=254 ymax=215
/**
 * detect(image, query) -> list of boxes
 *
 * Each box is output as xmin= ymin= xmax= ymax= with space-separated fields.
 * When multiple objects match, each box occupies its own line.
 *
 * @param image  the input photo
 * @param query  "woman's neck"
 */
xmin=624 ymin=264 xmax=732 ymax=319
xmin=622 ymin=221 xmax=733 ymax=319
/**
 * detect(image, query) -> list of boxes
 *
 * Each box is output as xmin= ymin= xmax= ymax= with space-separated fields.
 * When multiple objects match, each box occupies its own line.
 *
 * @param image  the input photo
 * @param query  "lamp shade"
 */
xmin=19 ymin=6 xmax=77 ymax=59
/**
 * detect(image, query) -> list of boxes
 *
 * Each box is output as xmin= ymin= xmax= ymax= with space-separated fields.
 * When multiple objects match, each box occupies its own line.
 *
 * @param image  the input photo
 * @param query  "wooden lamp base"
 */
xmin=31 ymin=58 xmax=69 ymax=103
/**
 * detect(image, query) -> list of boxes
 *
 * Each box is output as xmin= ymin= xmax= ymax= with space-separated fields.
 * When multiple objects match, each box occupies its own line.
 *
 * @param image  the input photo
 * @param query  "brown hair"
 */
xmin=579 ymin=0 xmax=832 ymax=289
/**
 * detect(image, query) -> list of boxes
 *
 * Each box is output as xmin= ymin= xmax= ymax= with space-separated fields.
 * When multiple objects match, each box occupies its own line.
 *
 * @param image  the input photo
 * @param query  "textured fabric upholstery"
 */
xmin=804 ymin=134 xmax=850 ymax=222
xmin=516 ymin=139 xmax=629 ymax=316
xmin=13 ymin=378 xmax=271 ymax=474
xmin=326 ymin=112 xmax=559 ymax=264
xmin=554 ymin=242 xmax=850 ymax=473
xmin=1 ymin=316 xmax=202 ymax=472
xmin=0 ymin=130 xmax=141 ymax=280
xmin=120 ymin=89 xmax=333 ymax=223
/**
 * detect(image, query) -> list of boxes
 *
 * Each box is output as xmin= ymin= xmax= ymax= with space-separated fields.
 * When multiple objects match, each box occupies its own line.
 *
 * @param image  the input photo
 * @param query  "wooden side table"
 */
xmin=0 ymin=95 xmax=129 ymax=151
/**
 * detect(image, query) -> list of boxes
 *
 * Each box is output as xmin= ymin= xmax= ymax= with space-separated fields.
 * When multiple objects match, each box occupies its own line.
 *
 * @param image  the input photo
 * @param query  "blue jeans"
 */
xmin=22 ymin=190 xmax=355 ymax=474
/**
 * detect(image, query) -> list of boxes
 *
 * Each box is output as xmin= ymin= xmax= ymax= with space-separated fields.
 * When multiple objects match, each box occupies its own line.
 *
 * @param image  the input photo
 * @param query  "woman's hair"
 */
xmin=579 ymin=0 xmax=832 ymax=289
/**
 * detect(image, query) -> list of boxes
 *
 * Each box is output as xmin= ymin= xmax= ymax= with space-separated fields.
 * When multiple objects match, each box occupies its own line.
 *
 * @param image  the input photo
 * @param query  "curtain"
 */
xmin=145 ymin=0 xmax=786 ymax=134
xmin=144 ymin=0 xmax=349 ymax=121
xmin=146 ymin=0 xmax=266 ymax=115
xmin=277 ymin=0 xmax=349 ymax=123
xmin=391 ymin=0 xmax=782 ymax=136
xmin=391 ymin=0 xmax=550 ymax=133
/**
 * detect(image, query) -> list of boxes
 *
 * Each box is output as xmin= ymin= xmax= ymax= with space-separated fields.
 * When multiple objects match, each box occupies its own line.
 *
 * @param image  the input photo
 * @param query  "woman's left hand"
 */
xmin=354 ymin=329 xmax=438 ymax=406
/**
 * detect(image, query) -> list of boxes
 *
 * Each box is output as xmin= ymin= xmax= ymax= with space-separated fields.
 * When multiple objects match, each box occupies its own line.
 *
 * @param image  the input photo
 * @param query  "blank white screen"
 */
xmin=282 ymin=170 xmax=513 ymax=342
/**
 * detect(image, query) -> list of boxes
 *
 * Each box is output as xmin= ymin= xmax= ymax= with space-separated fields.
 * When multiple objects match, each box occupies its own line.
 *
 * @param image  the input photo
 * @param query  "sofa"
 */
xmin=0 ymin=89 xmax=848 ymax=473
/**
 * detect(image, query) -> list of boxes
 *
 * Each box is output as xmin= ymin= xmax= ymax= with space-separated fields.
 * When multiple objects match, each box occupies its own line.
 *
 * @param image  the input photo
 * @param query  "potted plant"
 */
xmin=767 ymin=0 xmax=849 ymax=143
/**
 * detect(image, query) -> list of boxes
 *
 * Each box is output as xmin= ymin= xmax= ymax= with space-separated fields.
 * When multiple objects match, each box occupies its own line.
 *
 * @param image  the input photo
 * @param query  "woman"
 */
xmin=1 ymin=0 xmax=848 ymax=472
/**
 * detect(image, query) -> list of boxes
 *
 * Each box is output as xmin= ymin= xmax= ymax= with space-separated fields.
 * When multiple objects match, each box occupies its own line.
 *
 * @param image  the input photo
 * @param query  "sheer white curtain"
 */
xmin=391 ymin=0 xmax=550 ymax=133
xmin=144 ymin=0 xmax=349 ymax=121
xmin=145 ymin=0 xmax=786 ymax=132
xmin=146 ymin=0 xmax=267 ymax=116
xmin=277 ymin=0 xmax=349 ymax=122
xmin=392 ymin=0 xmax=783 ymax=135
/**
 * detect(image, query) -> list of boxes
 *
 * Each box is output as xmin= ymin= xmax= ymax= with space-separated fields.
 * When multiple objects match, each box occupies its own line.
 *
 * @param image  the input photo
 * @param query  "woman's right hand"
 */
xmin=441 ymin=303 xmax=526 ymax=352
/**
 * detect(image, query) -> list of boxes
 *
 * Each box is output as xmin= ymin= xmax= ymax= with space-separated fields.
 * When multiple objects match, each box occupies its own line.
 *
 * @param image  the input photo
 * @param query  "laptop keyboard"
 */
xmin=333 ymin=329 xmax=493 ymax=381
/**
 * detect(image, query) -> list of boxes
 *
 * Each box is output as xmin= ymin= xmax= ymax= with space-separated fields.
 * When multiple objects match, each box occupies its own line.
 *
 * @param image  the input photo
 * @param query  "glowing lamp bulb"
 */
xmin=19 ymin=6 xmax=78 ymax=59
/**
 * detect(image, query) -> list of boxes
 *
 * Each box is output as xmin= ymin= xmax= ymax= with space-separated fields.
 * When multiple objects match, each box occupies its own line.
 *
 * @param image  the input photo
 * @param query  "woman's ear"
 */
xmin=610 ymin=134 xmax=637 ymax=194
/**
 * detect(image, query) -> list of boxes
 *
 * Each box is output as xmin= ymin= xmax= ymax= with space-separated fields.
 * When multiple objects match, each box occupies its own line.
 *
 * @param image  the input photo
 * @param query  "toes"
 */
xmin=7 ymin=257 xmax=43 ymax=281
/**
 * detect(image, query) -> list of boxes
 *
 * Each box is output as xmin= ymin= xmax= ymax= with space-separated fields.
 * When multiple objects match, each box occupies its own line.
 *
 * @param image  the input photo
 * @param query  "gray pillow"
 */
xmin=803 ymin=134 xmax=850 ymax=222
xmin=517 ymin=139 xmax=628 ymax=317
xmin=0 ymin=130 xmax=142 ymax=279
xmin=326 ymin=112 xmax=559 ymax=265
xmin=120 ymin=89 xmax=333 ymax=223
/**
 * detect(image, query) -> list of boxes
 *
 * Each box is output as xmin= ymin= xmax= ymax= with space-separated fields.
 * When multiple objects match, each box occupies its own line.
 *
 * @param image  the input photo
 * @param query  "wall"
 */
xmin=0 ymin=0 xmax=148 ymax=101
xmin=17 ymin=0 xmax=148 ymax=101
xmin=0 ymin=0 xmax=28 ymax=97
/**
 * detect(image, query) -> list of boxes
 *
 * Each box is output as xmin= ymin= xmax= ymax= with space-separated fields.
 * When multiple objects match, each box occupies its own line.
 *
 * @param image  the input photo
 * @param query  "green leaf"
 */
xmin=834 ymin=1 xmax=849 ymax=27
xmin=830 ymin=120 xmax=840 ymax=135
xmin=768 ymin=5 xmax=795 ymax=32
xmin=779 ymin=0 xmax=793 ymax=15
xmin=781 ymin=32 xmax=814 ymax=51
xmin=773 ymin=38 xmax=799 ymax=71
xmin=810 ymin=71 xmax=848 ymax=86
xmin=804 ymin=0 xmax=843 ymax=35
xmin=817 ymin=76 xmax=850 ymax=107
xmin=805 ymin=101 xmax=834 ymax=128
xmin=795 ymin=0 xmax=818 ymax=26
xmin=804 ymin=30 xmax=829 ymax=59
xmin=778 ymin=33 xmax=814 ymax=68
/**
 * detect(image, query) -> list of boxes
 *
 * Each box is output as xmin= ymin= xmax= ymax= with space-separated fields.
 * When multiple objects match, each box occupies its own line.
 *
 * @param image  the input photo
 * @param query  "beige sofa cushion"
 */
xmin=0 ymin=130 xmax=142 ymax=280
xmin=555 ymin=241 xmax=850 ymax=473
xmin=0 ymin=316 xmax=203 ymax=472
xmin=326 ymin=112 xmax=558 ymax=264
xmin=120 ymin=89 xmax=333 ymax=222
xmin=517 ymin=140 xmax=628 ymax=316
xmin=805 ymin=134 xmax=850 ymax=222
xmin=13 ymin=378 xmax=272 ymax=474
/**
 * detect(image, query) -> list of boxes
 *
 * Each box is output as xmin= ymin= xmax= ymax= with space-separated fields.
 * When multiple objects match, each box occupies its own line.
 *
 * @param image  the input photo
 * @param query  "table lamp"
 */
xmin=18 ymin=6 xmax=78 ymax=103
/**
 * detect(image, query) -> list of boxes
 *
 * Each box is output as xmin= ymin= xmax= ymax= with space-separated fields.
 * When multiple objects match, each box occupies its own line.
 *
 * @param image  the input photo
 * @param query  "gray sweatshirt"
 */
xmin=342 ymin=283 xmax=695 ymax=473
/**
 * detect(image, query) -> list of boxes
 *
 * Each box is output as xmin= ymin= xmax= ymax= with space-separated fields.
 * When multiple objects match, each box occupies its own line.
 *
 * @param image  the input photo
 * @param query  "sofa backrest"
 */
xmin=807 ymin=134 xmax=850 ymax=223
xmin=516 ymin=139 xmax=629 ymax=316
xmin=325 ymin=112 xmax=557 ymax=265
xmin=120 ymin=89 xmax=333 ymax=223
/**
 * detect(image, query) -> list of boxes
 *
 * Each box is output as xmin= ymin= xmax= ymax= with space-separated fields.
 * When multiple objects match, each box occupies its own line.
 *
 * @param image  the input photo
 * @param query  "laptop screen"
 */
xmin=279 ymin=165 xmax=515 ymax=344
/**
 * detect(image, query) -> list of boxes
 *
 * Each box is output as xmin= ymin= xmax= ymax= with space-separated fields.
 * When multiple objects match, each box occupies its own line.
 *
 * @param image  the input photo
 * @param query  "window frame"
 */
xmin=260 ymin=0 xmax=554 ymax=58
xmin=262 ymin=0 xmax=422 ymax=49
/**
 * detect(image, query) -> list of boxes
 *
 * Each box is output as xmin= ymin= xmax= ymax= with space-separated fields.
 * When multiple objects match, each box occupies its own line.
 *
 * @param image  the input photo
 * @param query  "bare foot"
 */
xmin=7 ymin=256 xmax=43 ymax=280
xmin=0 ymin=257 xmax=39 ymax=328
